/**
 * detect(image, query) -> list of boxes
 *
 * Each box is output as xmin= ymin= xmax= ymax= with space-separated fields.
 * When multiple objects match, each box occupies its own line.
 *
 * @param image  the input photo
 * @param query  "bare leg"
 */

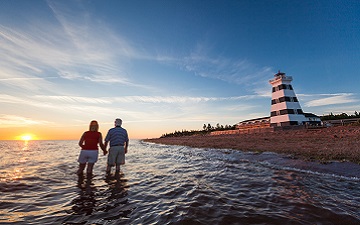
xmin=115 ymin=164 xmax=120 ymax=173
xmin=87 ymin=163 xmax=94 ymax=174
xmin=106 ymin=164 xmax=111 ymax=174
xmin=77 ymin=163 xmax=86 ymax=175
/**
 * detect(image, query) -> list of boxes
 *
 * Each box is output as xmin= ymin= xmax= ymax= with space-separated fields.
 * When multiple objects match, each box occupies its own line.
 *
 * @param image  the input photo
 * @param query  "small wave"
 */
xmin=1 ymin=140 xmax=359 ymax=224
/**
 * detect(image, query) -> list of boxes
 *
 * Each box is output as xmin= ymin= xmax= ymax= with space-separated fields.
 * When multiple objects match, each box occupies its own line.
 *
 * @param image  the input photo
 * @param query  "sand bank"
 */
xmin=144 ymin=126 xmax=360 ymax=164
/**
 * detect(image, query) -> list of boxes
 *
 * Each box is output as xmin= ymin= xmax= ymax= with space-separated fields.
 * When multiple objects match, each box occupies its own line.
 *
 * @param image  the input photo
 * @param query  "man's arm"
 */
xmin=124 ymin=140 xmax=129 ymax=154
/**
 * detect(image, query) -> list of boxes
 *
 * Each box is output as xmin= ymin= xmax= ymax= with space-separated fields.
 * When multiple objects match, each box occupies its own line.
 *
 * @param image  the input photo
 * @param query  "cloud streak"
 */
xmin=0 ymin=2 xmax=152 ymax=93
xmin=34 ymin=94 xmax=262 ymax=105
xmin=0 ymin=93 xmax=262 ymax=125
xmin=179 ymin=44 xmax=273 ymax=87
xmin=0 ymin=114 xmax=52 ymax=127
xmin=303 ymin=93 xmax=358 ymax=107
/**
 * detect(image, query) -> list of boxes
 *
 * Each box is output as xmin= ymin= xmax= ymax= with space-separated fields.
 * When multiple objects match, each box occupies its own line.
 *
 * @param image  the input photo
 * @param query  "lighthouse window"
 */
xmin=289 ymin=85 xmax=293 ymax=90
xmin=272 ymin=87 xmax=276 ymax=92
xmin=293 ymin=97 xmax=298 ymax=102
xmin=284 ymin=96 xmax=291 ymax=102
xmin=271 ymin=111 xmax=277 ymax=116
xmin=271 ymin=99 xmax=276 ymax=105
xmin=297 ymin=109 xmax=303 ymax=114
xmin=279 ymin=97 xmax=286 ymax=102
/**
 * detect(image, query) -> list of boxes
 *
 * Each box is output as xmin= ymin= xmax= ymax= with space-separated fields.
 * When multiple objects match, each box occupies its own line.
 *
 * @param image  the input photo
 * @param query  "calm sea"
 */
xmin=0 ymin=140 xmax=359 ymax=225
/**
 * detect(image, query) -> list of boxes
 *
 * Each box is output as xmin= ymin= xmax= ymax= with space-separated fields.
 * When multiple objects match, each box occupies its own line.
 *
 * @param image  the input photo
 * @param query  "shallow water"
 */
xmin=0 ymin=140 xmax=359 ymax=224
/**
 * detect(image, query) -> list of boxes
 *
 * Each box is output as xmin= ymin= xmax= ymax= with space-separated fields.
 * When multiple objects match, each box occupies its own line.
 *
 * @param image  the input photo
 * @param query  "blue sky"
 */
xmin=1 ymin=0 xmax=359 ymax=139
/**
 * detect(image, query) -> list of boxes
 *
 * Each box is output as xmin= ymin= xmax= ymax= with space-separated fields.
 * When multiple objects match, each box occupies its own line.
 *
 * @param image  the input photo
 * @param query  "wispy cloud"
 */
xmin=35 ymin=94 xmax=261 ymax=104
xmin=0 ymin=1 xmax=152 ymax=92
xmin=34 ymin=95 xmax=112 ymax=104
xmin=179 ymin=44 xmax=273 ymax=87
xmin=1 ymin=93 xmax=262 ymax=123
xmin=303 ymin=93 xmax=358 ymax=107
xmin=112 ymin=95 xmax=235 ymax=103
xmin=0 ymin=114 xmax=52 ymax=127
xmin=0 ymin=94 xmax=36 ymax=104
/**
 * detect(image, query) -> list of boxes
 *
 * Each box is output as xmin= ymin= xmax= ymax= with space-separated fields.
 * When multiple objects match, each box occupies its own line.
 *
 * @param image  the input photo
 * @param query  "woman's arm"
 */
xmin=78 ymin=133 xmax=85 ymax=148
xmin=98 ymin=133 xmax=107 ymax=155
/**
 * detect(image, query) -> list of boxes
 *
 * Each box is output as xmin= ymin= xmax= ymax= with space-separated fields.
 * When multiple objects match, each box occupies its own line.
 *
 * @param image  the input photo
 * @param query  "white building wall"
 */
xmin=270 ymin=115 xmax=290 ymax=124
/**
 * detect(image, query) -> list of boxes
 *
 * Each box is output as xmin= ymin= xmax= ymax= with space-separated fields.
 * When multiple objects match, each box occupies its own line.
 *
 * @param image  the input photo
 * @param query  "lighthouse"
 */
xmin=269 ymin=71 xmax=306 ymax=127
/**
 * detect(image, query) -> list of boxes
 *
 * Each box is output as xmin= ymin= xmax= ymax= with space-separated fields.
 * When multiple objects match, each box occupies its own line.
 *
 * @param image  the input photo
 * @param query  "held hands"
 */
xmin=101 ymin=145 xmax=108 ymax=156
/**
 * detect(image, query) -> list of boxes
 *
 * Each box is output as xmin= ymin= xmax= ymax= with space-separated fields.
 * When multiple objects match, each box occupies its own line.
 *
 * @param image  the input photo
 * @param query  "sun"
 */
xmin=15 ymin=133 xmax=39 ymax=141
xmin=21 ymin=135 xmax=32 ymax=141
xmin=18 ymin=134 xmax=36 ymax=141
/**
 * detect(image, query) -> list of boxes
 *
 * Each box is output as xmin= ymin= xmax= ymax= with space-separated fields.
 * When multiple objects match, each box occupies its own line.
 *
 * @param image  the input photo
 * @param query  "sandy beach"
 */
xmin=144 ymin=125 xmax=360 ymax=164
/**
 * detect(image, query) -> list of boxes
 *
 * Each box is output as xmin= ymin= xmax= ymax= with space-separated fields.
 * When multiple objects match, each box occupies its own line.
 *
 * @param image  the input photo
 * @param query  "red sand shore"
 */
xmin=144 ymin=126 xmax=360 ymax=164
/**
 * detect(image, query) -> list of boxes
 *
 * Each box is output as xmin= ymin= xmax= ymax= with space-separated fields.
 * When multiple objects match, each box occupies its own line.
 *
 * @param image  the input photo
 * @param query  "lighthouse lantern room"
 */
xmin=269 ymin=71 xmax=306 ymax=127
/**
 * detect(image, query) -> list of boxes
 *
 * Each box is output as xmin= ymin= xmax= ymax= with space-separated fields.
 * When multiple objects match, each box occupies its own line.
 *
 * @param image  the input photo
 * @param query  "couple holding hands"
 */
xmin=77 ymin=118 xmax=129 ymax=175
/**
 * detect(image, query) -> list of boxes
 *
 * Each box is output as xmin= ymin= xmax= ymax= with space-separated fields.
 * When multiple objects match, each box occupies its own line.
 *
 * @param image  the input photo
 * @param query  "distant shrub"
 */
xmin=320 ymin=111 xmax=360 ymax=121
xmin=160 ymin=123 xmax=236 ymax=138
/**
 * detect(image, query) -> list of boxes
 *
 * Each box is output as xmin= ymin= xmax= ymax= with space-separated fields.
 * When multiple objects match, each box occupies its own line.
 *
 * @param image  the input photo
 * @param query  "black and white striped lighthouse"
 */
xmin=269 ymin=71 xmax=306 ymax=127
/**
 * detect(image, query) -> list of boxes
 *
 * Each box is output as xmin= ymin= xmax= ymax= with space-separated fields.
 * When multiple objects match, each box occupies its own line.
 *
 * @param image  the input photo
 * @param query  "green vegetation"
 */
xmin=160 ymin=123 xmax=236 ymax=138
xmin=320 ymin=111 xmax=360 ymax=120
xmin=160 ymin=112 xmax=360 ymax=138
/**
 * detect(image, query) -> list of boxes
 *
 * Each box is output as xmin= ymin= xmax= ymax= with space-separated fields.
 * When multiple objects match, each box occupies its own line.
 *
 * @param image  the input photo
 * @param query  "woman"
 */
xmin=77 ymin=120 xmax=107 ymax=175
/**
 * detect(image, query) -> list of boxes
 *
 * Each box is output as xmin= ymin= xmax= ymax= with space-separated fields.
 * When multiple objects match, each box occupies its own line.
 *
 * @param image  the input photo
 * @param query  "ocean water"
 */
xmin=0 ymin=140 xmax=359 ymax=225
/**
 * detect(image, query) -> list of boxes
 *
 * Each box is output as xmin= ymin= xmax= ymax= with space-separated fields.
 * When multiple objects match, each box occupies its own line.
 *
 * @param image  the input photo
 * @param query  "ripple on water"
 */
xmin=0 ymin=140 xmax=359 ymax=224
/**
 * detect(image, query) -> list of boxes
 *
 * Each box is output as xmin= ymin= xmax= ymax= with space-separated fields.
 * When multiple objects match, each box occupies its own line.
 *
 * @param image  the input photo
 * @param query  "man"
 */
xmin=104 ymin=118 xmax=129 ymax=174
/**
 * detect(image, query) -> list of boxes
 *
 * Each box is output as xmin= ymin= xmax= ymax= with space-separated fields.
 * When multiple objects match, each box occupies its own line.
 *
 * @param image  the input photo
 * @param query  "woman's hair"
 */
xmin=89 ymin=120 xmax=99 ymax=131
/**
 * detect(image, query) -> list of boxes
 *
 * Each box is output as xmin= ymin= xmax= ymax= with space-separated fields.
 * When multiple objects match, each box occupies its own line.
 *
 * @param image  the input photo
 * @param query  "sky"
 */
xmin=1 ymin=0 xmax=360 ymax=140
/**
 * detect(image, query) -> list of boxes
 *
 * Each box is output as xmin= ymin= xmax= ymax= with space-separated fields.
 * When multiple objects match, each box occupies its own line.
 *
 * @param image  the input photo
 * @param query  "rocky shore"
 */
xmin=144 ymin=125 xmax=360 ymax=164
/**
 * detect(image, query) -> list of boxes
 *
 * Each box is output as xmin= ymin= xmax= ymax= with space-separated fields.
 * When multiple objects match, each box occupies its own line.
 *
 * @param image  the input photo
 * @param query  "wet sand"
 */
xmin=144 ymin=126 xmax=360 ymax=164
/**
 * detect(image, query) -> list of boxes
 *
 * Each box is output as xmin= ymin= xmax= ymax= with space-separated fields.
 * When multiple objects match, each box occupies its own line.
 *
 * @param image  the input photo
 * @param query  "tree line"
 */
xmin=160 ymin=123 xmax=236 ymax=138
xmin=160 ymin=111 xmax=360 ymax=138
xmin=320 ymin=111 xmax=360 ymax=121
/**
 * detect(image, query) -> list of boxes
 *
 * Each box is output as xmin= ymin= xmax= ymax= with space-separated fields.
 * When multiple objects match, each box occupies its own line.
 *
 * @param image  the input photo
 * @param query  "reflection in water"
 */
xmin=66 ymin=172 xmax=132 ymax=224
xmin=22 ymin=140 xmax=29 ymax=151
xmin=0 ymin=141 xmax=30 ymax=182
xmin=102 ymin=172 xmax=132 ymax=220
xmin=71 ymin=175 xmax=97 ymax=215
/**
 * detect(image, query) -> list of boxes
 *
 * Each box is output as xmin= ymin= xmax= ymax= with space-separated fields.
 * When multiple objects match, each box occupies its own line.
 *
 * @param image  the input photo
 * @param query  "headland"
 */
xmin=144 ymin=125 xmax=360 ymax=164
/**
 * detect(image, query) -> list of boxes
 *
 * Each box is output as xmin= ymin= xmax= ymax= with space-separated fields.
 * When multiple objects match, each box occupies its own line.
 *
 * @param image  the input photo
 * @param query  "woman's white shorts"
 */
xmin=78 ymin=150 xmax=99 ymax=164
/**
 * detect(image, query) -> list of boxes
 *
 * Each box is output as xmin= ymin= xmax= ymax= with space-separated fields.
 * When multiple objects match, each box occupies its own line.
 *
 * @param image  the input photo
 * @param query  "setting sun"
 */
xmin=16 ymin=134 xmax=37 ymax=141
xmin=21 ymin=135 xmax=32 ymax=141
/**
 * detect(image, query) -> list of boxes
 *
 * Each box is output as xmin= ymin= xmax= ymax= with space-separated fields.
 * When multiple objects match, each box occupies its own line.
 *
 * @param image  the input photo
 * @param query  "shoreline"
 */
xmin=144 ymin=126 xmax=360 ymax=165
